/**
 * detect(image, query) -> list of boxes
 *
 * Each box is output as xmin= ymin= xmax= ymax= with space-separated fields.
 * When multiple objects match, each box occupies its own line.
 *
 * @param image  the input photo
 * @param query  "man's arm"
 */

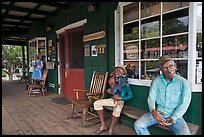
xmin=147 ymin=79 xmax=157 ymax=112
xmin=120 ymin=83 xmax=133 ymax=101
xmin=170 ymin=80 xmax=192 ymax=122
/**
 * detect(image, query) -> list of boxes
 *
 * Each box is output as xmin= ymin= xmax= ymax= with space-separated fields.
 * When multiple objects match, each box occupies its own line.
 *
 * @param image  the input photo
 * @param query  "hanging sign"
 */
xmin=83 ymin=30 xmax=106 ymax=42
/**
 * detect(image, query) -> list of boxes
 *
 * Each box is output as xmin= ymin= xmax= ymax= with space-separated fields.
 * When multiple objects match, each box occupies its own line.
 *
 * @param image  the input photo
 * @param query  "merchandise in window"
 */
xmin=123 ymin=2 xmax=139 ymax=23
xmin=141 ymin=2 xmax=160 ymax=18
xmin=141 ymin=60 xmax=160 ymax=80
xmin=163 ymin=2 xmax=189 ymax=13
xmin=124 ymin=42 xmax=139 ymax=60
xmin=124 ymin=61 xmax=139 ymax=79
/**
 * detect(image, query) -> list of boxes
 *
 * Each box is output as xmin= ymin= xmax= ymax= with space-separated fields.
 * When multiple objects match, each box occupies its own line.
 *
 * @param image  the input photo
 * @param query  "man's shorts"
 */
xmin=94 ymin=98 xmax=124 ymax=117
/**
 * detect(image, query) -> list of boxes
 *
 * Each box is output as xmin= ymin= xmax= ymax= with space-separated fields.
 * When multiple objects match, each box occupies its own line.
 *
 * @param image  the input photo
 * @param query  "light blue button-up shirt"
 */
xmin=147 ymin=74 xmax=191 ymax=121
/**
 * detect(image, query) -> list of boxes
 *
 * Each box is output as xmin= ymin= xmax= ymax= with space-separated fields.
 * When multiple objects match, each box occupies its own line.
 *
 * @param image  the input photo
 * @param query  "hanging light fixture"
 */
xmin=46 ymin=24 xmax=54 ymax=32
xmin=87 ymin=2 xmax=96 ymax=13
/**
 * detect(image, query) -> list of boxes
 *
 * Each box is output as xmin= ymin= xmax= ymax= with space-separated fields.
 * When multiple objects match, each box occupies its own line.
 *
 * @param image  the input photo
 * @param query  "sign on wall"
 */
xmin=91 ymin=45 xmax=98 ymax=56
xmin=46 ymin=62 xmax=55 ymax=69
xmin=83 ymin=30 xmax=106 ymax=42
xmin=84 ymin=45 xmax=90 ymax=56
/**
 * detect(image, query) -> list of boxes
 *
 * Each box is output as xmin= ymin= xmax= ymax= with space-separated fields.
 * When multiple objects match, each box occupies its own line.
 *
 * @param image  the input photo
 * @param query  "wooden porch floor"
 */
xmin=2 ymin=80 xmax=136 ymax=135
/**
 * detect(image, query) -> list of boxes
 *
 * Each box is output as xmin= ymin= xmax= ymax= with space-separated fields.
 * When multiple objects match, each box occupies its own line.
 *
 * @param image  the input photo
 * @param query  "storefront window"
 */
xmin=121 ymin=2 xmax=190 ymax=80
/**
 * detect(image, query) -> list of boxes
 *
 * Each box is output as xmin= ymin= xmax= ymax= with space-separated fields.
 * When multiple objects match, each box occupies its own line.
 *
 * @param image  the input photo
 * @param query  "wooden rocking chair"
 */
xmin=68 ymin=71 xmax=108 ymax=127
xmin=27 ymin=69 xmax=48 ymax=96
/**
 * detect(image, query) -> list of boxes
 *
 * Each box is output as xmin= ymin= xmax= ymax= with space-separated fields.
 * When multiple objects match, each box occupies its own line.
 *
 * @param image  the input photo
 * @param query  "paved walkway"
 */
xmin=2 ymin=80 xmax=136 ymax=135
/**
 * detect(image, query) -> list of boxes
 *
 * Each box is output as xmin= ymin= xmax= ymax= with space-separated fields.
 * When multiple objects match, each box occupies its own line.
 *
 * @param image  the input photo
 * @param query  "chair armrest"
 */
xmin=30 ymin=78 xmax=42 ymax=82
xmin=74 ymin=89 xmax=89 ymax=92
xmin=74 ymin=89 xmax=90 ymax=100
xmin=86 ymin=93 xmax=102 ymax=96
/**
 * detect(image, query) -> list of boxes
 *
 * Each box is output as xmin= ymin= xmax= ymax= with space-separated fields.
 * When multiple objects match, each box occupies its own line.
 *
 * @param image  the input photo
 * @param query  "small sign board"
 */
xmin=46 ymin=62 xmax=55 ymax=69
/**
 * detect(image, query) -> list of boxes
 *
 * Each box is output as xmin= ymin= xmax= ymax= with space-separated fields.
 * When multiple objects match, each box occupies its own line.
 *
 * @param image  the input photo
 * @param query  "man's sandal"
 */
xmin=94 ymin=127 xmax=108 ymax=135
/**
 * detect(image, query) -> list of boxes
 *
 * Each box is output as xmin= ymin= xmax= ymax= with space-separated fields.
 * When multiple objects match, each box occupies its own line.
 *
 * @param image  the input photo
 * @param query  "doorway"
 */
xmin=59 ymin=26 xmax=85 ymax=100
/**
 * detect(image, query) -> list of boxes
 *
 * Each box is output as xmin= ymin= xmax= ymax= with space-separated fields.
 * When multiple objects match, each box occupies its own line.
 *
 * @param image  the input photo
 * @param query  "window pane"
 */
xmin=123 ymin=2 xmax=139 ymax=23
xmin=174 ymin=60 xmax=188 ymax=79
xmin=141 ymin=2 xmax=160 ymax=18
xmin=196 ymin=33 xmax=202 ymax=58
xmin=141 ymin=60 xmax=160 ymax=80
xmin=141 ymin=17 xmax=160 ymax=39
xmin=197 ymin=2 xmax=202 ymax=32
xmin=196 ymin=60 xmax=202 ymax=84
xmin=163 ymin=9 xmax=188 ymax=35
xmin=163 ymin=2 xmax=189 ymax=12
xmin=141 ymin=38 xmax=160 ymax=59
xmin=124 ymin=42 xmax=139 ymax=60
xmin=124 ymin=22 xmax=139 ymax=41
xmin=124 ymin=61 xmax=139 ymax=79
xmin=162 ymin=34 xmax=188 ymax=58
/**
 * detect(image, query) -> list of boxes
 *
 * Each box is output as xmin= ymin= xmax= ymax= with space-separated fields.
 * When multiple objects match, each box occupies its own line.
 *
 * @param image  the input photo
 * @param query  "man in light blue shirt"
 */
xmin=134 ymin=55 xmax=191 ymax=135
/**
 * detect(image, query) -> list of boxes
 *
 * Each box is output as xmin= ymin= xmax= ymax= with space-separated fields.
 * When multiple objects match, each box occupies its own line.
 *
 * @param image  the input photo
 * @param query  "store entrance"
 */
xmin=59 ymin=26 xmax=85 ymax=100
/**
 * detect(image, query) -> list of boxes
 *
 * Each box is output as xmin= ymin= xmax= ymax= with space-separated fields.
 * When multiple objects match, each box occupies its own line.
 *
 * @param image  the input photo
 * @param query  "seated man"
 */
xmin=108 ymin=64 xmax=128 ymax=95
xmin=94 ymin=64 xmax=133 ymax=135
xmin=134 ymin=55 xmax=191 ymax=135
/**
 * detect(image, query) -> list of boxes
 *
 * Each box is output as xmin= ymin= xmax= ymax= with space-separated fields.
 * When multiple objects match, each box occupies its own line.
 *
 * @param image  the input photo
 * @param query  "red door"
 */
xmin=59 ymin=26 xmax=85 ymax=100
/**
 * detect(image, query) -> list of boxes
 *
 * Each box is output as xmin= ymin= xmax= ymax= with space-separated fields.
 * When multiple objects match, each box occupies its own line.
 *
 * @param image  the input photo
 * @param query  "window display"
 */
xmin=122 ymin=2 xmax=190 ymax=80
xmin=28 ymin=37 xmax=47 ymax=72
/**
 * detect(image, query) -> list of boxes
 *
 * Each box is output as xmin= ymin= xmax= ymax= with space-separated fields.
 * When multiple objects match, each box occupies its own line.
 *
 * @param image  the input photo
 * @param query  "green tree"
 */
xmin=2 ymin=45 xmax=23 ymax=79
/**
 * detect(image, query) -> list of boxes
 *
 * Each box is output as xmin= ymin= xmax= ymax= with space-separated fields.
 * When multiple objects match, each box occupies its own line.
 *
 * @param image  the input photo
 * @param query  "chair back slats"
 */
xmin=89 ymin=71 xmax=108 ymax=100
xmin=41 ymin=69 xmax=48 ymax=85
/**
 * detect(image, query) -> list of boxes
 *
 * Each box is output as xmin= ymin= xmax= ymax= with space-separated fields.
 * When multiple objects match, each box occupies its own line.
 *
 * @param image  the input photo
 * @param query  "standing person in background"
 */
xmin=31 ymin=53 xmax=43 ymax=80
xmin=134 ymin=55 xmax=192 ymax=135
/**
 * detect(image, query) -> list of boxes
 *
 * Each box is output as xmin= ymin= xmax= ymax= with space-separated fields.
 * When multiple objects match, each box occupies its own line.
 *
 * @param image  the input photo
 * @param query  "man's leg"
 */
xmin=94 ymin=98 xmax=115 ymax=134
xmin=96 ymin=109 xmax=108 ymax=131
xmin=169 ymin=117 xmax=191 ymax=135
xmin=110 ymin=100 xmax=124 ymax=135
xmin=134 ymin=112 xmax=158 ymax=135
xmin=108 ymin=116 xmax=118 ymax=135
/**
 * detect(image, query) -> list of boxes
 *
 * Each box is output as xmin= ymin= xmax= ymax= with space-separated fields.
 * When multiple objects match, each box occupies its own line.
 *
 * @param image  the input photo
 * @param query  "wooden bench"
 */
xmin=104 ymin=105 xmax=199 ymax=135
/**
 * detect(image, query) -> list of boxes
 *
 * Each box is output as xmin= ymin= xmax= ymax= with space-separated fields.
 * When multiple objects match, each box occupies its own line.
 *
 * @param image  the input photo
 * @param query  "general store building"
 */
xmin=2 ymin=2 xmax=202 ymax=135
